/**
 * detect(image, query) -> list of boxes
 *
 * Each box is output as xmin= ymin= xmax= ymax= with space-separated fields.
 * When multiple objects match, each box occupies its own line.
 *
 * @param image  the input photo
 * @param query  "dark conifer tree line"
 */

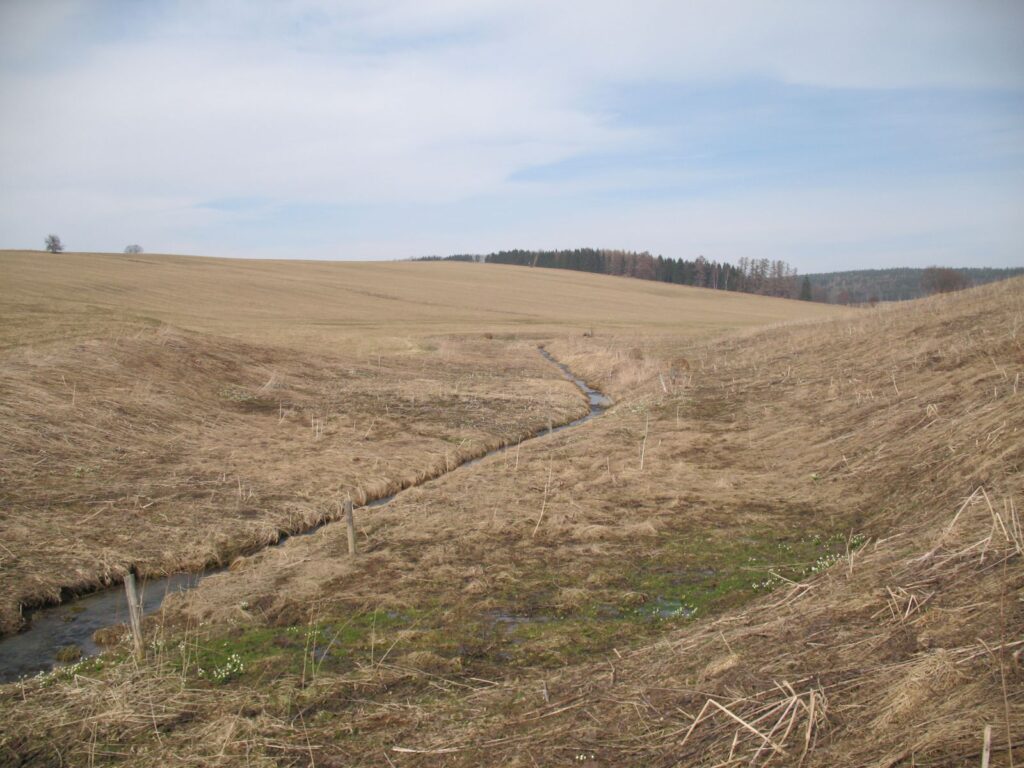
xmin=482 ymin=249 xmax=800 ymax=296
xmin=411 ymin=251 xmax=1023 ymax=304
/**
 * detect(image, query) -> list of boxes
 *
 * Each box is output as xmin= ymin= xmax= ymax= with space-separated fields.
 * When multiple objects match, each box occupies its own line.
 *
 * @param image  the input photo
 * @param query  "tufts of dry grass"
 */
xmin=0 ymin=248 xmax=836 ymax=635
xmin=0 ymin=265 xmax=1019 ymax=766
xmin=0 ymin=327 xmax=586 ymax=634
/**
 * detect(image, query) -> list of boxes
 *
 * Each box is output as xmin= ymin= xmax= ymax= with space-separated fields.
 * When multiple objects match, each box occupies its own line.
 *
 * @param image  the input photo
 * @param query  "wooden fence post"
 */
xmin=345 ymin=499 xmax=357 ymax=556
xmin=124 ymin=569 xmax=145 ymax=661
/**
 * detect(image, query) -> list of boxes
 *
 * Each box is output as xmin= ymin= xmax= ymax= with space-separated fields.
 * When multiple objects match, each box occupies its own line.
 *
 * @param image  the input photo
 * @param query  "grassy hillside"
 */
xmin=0 ymin=250 xmax=839 ymax=350
xmin=1 ymin=260 xmax=1018 ymax=765
xmin=0 ymin=250 xmax=837 ymax=636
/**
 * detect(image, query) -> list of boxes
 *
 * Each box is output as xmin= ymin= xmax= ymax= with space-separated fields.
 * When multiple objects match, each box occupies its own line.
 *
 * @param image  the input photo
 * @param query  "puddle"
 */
xmin=487 ymin=611 xmax=553 ymax=630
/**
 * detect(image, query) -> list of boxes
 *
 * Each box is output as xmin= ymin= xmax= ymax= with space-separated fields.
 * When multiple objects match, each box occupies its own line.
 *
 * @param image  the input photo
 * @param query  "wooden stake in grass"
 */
xmin=982 ymin=724 xmax=992 ymax=768
xmin=532 ymin=465 xmax=553 ymax=537
xmin=344 ymin=499 xmax=357 ymax=556
xmin=639 ymin=413 xmax=649 ymax=471
xmin=124 ymin=568 xmax=145 ymax=661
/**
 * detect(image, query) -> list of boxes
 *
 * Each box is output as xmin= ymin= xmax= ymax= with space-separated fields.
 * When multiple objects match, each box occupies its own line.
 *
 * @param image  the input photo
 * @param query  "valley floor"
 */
xmin=0 ymin=254 xmax=1020 ymax=766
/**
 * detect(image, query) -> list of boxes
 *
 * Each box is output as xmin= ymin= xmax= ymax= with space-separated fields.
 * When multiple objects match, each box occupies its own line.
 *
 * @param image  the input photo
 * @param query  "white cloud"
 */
xmin=0 ymin=9 xmax=621 ymax=206
xmin=0 ymin=0 xmax=1022 ymax=263
xmin=514 ymin=178 xmax=1024 ymax=271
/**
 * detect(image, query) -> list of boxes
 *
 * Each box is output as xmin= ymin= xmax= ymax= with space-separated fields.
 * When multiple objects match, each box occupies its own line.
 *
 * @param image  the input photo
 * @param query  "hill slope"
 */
xmin=1 ymin=250 xmax=838 ymax=350
xmin=0 ymin=266 xmax=1018 ymax=765
xmin=0 ymin=250 xmax=839 ymax=636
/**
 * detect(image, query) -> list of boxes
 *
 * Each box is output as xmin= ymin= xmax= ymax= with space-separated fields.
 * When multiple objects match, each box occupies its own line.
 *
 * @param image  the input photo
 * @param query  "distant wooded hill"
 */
xmin=414 ymin=251 xmax=1023 ymax=304
xmin=803 ymin=267 xmax=1024 ymax=304
xmin=419 ymin=249 xmax=800 ymax=297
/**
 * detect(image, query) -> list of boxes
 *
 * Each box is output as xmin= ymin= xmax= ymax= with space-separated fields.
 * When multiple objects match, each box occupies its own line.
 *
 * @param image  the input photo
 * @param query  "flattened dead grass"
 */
xmin=0 ymin=328 xmax=584 ymax=633
xmin=1 ymin=260 xmax=1019 ymax=766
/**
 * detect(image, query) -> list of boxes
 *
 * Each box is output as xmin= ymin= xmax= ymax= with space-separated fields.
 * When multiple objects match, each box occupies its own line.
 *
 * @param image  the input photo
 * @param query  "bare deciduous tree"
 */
xmin=44 ymin=234 xmax=63 ymax=253
xmin=124 ymin=244 xmax=143 ymax=254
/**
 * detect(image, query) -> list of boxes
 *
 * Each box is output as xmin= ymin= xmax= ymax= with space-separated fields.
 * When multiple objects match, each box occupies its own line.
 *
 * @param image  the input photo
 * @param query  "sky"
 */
xmin=1 ymin=0 xmax=1022 ymax=272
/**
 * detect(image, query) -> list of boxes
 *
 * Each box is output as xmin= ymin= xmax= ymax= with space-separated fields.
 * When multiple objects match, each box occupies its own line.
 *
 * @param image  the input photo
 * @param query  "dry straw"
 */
xmin=0 ymin=264 xmax=1020 ymax=766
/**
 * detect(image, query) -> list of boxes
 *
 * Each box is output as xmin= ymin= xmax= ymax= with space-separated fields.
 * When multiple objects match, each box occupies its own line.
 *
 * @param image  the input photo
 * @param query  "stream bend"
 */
xmin=0 ymin=348 xmax=610 ymax=683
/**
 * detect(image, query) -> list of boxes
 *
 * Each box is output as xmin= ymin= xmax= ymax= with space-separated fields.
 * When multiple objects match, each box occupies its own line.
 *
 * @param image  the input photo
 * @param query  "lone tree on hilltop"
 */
xmin=921 ymin=266 xmax=970 ymax=295
xmin=44 ymin=234 xmax=63 ymax=253
xmin=124 ymin=244 xmax=143 ymax=254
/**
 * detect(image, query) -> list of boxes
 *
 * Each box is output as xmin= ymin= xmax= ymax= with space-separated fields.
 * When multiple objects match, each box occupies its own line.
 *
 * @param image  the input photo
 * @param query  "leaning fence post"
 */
xmin=124 ymin=568 xmax=145 ymax=661
xmin=345 ymin=499 xmax=357 ymax=556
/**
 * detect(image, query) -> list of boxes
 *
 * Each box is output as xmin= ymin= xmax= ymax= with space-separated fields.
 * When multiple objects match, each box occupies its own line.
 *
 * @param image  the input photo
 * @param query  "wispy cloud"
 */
xmin=1 ymin=0 xmax=1021 ymax=269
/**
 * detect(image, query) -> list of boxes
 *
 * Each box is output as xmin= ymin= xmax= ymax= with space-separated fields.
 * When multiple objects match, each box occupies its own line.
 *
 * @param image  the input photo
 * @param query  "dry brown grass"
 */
xmin=0 ymin=249 xmax=834 ymax=636
xmin=0 ymin=327 xmax=586 ymax=634
xmin=0 ymin=249 xmax=840 ymax=351
xmin=1 ymin=253 xmax=1019 ymax=767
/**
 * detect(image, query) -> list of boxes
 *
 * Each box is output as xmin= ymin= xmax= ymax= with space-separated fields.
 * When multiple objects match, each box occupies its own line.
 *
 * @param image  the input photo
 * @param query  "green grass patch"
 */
xmin=468 ymin=527 xmax=868 ymax=668
xmin=175 ymin=608 xmax=429 ymax=684
xmin=627 ymin=529 xmax=867 ymax=619
xmin=154 ymin=531 xmax=868 ymax=684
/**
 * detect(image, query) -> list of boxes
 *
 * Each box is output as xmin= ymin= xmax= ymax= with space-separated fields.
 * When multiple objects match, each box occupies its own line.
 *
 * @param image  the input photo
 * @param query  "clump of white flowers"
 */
xmin=754 ymin=533 xmax=869 ymax=592
xmin=198 ymin=653 xmax=245 ymax=683
xmin=752 ymin=572 xmax=785 ymax=592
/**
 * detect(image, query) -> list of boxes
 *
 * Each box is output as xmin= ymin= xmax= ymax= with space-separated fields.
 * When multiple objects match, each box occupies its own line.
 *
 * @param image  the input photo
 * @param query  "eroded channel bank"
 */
xmin=0 ymin=348 xmax=611 ymax=683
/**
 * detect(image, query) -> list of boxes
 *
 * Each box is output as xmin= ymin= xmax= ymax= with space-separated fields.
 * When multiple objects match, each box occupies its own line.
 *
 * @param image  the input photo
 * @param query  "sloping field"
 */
xmin=0 ymin=251 xmax=834 ymax=636
xmin=0 ymin=250 xmax=838 ymax=349
xmin=0 ymin=256 xmax=1019 ymax=765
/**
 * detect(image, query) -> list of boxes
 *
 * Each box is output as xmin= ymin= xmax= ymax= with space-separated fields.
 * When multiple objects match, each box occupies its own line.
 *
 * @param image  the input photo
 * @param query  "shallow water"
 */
xmin=0 ymin=348 xmax=610 ymax=683
xmin=0 ymin=573 xmax=201 ymax=682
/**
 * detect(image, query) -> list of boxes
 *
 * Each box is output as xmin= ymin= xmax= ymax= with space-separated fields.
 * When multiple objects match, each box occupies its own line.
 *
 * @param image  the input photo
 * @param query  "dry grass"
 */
xmin=0 ymin=250 xmax=840 ymax=351
xmin=0 ymin=327 xmax=587 ymax=634
xmin=0 ymin=249 xmax=833 ymax=635
xmin=0 ymin=253 xmax=1019 ymax=767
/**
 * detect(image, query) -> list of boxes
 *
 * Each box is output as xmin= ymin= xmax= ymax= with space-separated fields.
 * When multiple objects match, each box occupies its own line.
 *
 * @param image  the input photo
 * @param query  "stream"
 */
xmin=0 ymin=348 xmax=610 ymax=683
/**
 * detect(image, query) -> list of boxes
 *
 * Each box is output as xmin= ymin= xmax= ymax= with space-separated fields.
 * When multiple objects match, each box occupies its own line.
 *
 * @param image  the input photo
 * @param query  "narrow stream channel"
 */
xmin=0 ymin=348 xmax=611 ymax=683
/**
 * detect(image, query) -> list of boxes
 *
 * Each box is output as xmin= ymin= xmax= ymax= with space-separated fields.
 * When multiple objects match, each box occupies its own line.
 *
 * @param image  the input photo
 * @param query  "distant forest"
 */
xmin=803 ymin=267 xmax=1024 ymax=304
xmin=413 ymin=251 xmax=1023 ymax=304
xmin=420 ymin=249 xmax=800 ymax=297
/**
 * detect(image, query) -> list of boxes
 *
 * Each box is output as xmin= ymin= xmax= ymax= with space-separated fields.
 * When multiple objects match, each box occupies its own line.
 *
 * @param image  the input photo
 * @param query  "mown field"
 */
xmin=1 ymin=251 xmax=1020 ymax=767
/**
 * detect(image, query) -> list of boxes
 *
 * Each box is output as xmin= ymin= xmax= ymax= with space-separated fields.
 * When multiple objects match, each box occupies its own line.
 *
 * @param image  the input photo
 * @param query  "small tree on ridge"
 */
xmin=44 ymin=234 xmax=63 ymax=253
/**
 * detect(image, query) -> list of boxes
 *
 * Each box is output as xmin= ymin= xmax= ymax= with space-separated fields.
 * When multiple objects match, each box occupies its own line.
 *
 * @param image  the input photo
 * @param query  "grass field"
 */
xmin=0 ymin=250 xmax=835 ymax=635
xmin=0 ymin=250 xmax=838 ymax=348
xmin=0 ymin=251 xmax=1020 ymax=767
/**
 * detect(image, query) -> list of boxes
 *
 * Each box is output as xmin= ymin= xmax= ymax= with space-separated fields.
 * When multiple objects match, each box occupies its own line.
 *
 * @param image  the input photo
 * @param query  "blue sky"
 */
xmin=1 ymin=0 xmax=1022 ymax=271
